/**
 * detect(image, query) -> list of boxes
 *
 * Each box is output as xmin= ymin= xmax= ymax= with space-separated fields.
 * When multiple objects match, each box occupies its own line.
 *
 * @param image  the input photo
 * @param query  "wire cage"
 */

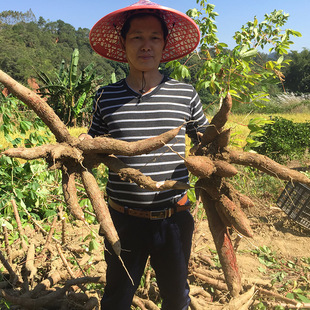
xmin=276 ymin=181 xmax=310 ymax=230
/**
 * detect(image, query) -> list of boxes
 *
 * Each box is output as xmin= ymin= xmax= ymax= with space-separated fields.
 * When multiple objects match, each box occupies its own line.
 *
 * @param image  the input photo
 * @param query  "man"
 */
xmin=84 ymin=1 xmax=209 ymax=309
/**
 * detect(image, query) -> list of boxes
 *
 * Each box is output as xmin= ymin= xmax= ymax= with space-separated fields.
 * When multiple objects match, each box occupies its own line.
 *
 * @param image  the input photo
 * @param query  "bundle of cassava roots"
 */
xmin=1 ymin=69 xmax=310 ymax=308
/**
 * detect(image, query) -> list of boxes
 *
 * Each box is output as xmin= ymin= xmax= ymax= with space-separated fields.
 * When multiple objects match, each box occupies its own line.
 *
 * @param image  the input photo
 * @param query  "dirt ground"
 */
xmin=194 ymin=196 xmax=310 ymax=278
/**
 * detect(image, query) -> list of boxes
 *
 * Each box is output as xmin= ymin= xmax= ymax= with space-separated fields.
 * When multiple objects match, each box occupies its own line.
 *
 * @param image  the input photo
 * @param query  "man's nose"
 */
xmin=141 ymin=39 xmax=151 ymax=51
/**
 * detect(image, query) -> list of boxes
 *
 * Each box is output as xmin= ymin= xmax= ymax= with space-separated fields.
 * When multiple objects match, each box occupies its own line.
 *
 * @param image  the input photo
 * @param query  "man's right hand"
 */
xmin=78 ymin=133 xmax=93 ymax=141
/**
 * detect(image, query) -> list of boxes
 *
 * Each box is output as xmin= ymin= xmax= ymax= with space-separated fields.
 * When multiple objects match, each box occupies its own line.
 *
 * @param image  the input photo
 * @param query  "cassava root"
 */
xmin=2 ymin=68 xmax=310 ymax=309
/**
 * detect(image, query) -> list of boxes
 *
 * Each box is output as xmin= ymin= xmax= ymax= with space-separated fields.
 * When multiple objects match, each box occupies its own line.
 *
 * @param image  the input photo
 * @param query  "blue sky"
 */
xmin=2 ymin=0 xmax=309 ymax=52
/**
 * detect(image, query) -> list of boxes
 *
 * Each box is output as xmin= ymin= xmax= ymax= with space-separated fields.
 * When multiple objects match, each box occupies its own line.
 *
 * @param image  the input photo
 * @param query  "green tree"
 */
xmin=168 ymin=1 xmax=302 ymax=106
xmin=0 ymin=9 xmax=36 ymax=25
xmin=0 ymin=5 xmax=304 ymax=115
xmin=0 ymin=11 xmax=119 ymax=85
xmin=0 ymin=93 xmax=63 ymax=221
xmin=283 ymin=49 xmax=310 ymax=93
xmin=250 ymin=117 xmax=310 ymax=162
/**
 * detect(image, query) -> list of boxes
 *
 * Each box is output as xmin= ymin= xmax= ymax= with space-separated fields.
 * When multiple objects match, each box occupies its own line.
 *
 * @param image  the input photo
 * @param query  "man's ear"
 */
xmin=120 ymin=37 xmax=126 ymax=51
xmin=163 ymin=39 xmax=167 ymax=51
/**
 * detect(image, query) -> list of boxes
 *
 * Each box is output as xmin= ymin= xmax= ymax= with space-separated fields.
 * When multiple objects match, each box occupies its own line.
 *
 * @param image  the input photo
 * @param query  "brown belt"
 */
xmin=108 ymin=194 xmax=190 ymax=220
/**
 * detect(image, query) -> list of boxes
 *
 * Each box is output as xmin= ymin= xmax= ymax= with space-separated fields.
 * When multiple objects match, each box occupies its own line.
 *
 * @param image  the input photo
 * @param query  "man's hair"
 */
xmin=120 ymin=12 xmax=169 ymax=41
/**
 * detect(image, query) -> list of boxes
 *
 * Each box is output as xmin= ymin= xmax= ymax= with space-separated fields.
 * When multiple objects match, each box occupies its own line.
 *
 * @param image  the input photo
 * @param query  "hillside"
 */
xmin=0 ymin=11 xmax=128 ymax=84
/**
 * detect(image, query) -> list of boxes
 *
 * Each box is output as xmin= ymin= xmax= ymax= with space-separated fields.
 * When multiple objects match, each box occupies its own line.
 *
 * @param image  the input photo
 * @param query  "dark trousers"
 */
xmin=100 ymin=206 xmax=194 ymax=310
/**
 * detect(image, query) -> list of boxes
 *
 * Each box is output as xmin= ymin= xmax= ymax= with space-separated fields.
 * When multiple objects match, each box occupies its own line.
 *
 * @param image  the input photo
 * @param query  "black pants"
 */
xmin=100 ymin=206 xmax=194 ymax=310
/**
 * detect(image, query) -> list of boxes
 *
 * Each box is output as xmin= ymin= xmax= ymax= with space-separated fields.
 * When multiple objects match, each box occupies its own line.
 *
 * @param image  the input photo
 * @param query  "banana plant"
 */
xmin=36 ymin=48 xmax=105 ymax=127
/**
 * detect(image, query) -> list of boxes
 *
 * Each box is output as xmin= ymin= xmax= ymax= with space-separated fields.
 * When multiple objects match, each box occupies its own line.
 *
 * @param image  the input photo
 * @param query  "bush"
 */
xmin=250 ymin=116 xmax=310 ymax=163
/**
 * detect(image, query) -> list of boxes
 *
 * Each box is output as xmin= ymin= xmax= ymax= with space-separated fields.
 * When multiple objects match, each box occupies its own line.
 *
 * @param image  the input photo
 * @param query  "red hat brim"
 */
xmin=89 ymin=0 xmax=200 ymax=63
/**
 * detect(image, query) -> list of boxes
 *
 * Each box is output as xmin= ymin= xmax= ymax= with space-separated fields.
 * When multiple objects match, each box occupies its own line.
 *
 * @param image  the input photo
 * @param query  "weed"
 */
xmin=231 ymin=92 xmax=310 ymax=114
xmin=230 ymin=165 xmax=284 ymax=201
xmin=83 ymin=231 xmax=100 ymax=253
xmin=251 ymin=245 xmax=310 ymax=306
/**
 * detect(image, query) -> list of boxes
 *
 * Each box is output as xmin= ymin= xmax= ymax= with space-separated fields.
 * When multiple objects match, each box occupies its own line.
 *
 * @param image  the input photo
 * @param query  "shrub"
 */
xmin=249 ymin=116 xmax=310 ymax=163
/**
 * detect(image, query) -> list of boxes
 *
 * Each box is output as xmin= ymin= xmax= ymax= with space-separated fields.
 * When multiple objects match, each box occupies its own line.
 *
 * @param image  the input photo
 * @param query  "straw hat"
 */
xmin=89 ymin=0 xmax=200 ymax=63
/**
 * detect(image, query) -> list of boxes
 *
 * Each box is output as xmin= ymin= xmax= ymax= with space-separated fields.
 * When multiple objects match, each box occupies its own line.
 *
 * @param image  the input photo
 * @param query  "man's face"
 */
xmin=122 ymin=15 xmax=166 ymax=73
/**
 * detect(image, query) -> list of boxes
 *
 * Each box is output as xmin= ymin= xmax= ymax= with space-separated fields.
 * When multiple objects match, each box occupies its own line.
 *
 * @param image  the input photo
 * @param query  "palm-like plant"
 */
xmin=36 ymin=48 xmax=105 ymax=127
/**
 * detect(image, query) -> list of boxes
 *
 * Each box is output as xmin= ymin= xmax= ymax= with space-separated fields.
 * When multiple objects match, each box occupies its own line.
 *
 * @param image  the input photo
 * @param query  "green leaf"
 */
xmin=258 ymin=266 xmax=266 ymax=273
xmin=19 ymin=120 xmax=32 ymax=134
xmin=285 ymin=292 xmax=295 ymax=300
xmin=73 ymin=92 xmax=86 ymax=116
xmin=276 ymin=55 xmax=284 ymax=64
xmin=14 ymin=188 xmax=24 ymax=199
xmin=187 ymin=188 xmax=196 ymax=204
xmin=187 ymin=8 xmax=199 ymax=18
xmin=199 ymin=80 xmax=210 ymax=90
xmin=89 ymin=239 xmax=99 ymax=252
xmin=217 ymin=42 xmax=228 ymax=48
xmin=290 ymin=30 xmax=302 ymax=37
xmin=258 ymin=257 xmax=273 ymax=267
xmin=240 ymin=48 xmax=258 ymax=59
xmin=11 ymin=137 xmax=22 ymax=147
xmin=180 ymin=65 xmax=190 ymax=79
xmin=239 ymin=44 xmax=248 ymax=56
xmin=0 ymin=218 xmax=13 ymax=231
xmin=69 ymin=48 xmax=79 ymax=88
xmin=111 ymin=72 xmax=117 ymax=84
xmin=253 ymin=17 xmax=258 ymax=27
xmin=295 ymin=293 xmax=310 ymax=303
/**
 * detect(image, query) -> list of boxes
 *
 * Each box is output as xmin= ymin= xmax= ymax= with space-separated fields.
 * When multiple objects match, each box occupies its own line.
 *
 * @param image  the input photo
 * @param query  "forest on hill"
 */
xmin=0 ymin=10 xmax=129 ymax=85
xmin=0 ymin=9 xmax=310 ymax=105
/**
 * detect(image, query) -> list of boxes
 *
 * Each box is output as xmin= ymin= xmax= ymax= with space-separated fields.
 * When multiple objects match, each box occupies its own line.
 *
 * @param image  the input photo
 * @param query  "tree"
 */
xmin=0 ymin=9 xmax=36 ymax=25
xmin=283 ymin=48 xmax=310 ymax=93
xmin=169 ymin=1 xmax=301 ymax=106
xmin=0 ymin=12 xmax=117 ymax=85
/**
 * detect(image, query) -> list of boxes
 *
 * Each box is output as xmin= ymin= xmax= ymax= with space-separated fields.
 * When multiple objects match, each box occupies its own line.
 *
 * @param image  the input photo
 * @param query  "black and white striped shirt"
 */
xmin=88 ymin=76 xmax=208 ymax=209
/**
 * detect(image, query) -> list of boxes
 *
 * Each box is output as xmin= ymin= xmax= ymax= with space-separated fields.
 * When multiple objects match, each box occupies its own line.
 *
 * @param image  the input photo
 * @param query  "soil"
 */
xmin=194 ymin=195 xmax=310 ymax=276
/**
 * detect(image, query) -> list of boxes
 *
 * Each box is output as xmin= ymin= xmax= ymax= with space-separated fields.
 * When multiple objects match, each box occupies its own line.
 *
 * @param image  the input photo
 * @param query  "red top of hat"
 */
xmin=89 ymin=0 xmax=200 ymax=63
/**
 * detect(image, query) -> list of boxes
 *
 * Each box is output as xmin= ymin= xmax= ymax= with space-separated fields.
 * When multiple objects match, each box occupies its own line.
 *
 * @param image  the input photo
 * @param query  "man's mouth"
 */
xmin=139 ymin=54 xmax=153 ymax=60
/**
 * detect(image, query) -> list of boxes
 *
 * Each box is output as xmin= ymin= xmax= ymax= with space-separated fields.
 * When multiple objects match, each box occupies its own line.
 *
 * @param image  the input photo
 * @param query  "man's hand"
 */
xmin=78 ymin=133 xmax=93 ymax=141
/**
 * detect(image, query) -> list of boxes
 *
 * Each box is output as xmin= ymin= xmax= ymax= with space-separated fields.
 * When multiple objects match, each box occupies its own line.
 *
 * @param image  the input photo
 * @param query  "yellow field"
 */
xmin=68 ymin=127 xmax=89 ymax=138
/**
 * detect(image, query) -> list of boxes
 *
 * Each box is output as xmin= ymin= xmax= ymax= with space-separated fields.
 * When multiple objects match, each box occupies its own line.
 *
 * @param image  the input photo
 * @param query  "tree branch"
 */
xmin=221 ymin=149 xmax=310 ymax=186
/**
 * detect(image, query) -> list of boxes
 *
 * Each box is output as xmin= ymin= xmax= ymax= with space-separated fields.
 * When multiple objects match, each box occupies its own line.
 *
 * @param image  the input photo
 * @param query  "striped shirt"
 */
xmin=88 ymin=76 xmax=208 ymax=209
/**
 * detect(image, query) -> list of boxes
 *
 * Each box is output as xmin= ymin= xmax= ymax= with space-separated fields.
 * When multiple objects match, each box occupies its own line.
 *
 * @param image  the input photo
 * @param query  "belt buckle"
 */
xmin=150 ymin=209 xmax=166 ymax=220
xmin=149 ymin=208 xmax=172 ymax=220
